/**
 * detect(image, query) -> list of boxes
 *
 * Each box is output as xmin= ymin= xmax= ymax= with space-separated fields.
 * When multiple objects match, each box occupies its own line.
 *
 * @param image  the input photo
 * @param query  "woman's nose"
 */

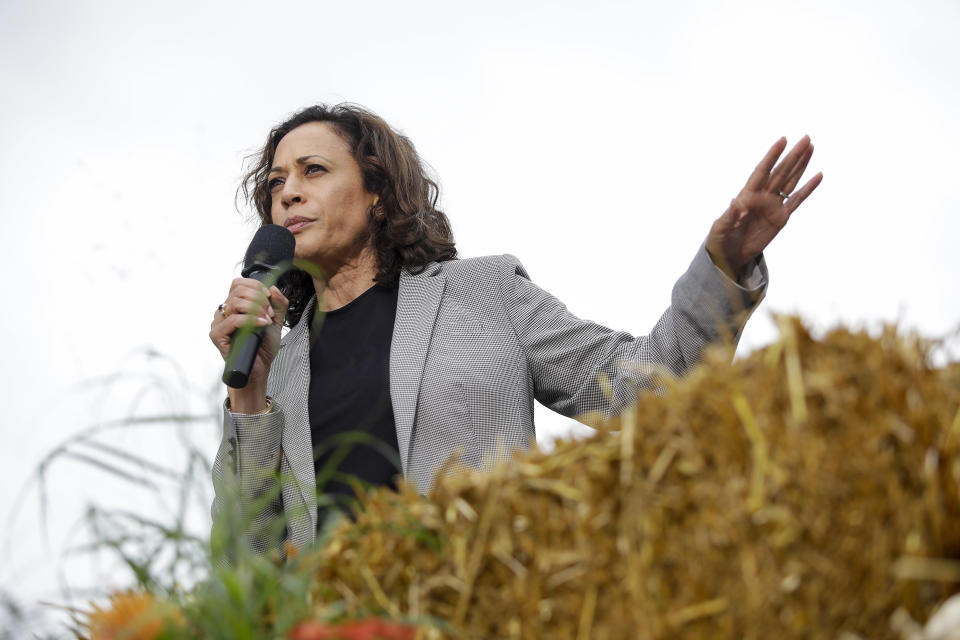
xmin=281 ymin=180 xmax=304 ymax=207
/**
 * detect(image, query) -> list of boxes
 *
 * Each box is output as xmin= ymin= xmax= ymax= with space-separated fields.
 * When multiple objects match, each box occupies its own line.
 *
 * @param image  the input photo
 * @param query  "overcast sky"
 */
xmin=2 ymin=0 xmax=958 ymax=630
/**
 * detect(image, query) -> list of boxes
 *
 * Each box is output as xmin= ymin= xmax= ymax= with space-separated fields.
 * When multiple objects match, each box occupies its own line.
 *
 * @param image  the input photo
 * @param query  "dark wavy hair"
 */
xmin=240 ymin=103 xmax=457 ymax=327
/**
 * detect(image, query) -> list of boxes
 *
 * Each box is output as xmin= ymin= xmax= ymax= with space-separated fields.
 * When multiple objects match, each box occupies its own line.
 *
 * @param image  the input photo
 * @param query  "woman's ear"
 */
xmin=370 ymin=195 xmax=384 ymax=221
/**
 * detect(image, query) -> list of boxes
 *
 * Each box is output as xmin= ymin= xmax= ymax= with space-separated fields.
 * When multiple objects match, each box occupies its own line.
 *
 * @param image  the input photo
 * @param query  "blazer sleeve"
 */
xmin=210 ymin=398 xmax=287 ymax=561
xmin=499 ymin=242 xmax=767 ymax=417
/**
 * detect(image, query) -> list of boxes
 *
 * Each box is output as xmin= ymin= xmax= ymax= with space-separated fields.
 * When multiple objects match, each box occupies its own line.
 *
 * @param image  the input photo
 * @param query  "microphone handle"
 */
xmin=221 ymin=269 xmax=271 ymax=389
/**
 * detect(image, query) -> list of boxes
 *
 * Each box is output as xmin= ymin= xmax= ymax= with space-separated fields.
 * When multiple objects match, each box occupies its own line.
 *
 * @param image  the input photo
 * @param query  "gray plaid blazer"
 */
xmin=212 ymin=246 xmax=767 ymax=556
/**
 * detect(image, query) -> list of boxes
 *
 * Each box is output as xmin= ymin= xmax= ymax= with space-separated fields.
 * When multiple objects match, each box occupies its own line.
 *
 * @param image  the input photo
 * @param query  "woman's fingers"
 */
xmin=208 ymin=279 xmax=288 ymax=383
xmin=744 ymin=137 xmax=787 ymax=191
xmin=780 ymin=144 xmax=814 ymax=196
xmin=218 ymin=296 xmax=275 ymax=319
xmin=209 ymin=309 xmax=273 ymax=356
xmin=267 ymin=286 xmax=289 ymax=317
xmin=229 ymin=278 xmax=272 ymax=304
xmin=784 ymin=172 xmax=824 ymax=215
xmin=210 ymin=279 xmax=280 ymax=344
xmin=210 ymin=300 xmax=273 ymax=330
xmin=744 ymin=136 xmax=815 ymax=196
xmin=768 ymin=135 xmax=811 ymax=192
xmin=216 ymin=278 xmax=275 ymax=317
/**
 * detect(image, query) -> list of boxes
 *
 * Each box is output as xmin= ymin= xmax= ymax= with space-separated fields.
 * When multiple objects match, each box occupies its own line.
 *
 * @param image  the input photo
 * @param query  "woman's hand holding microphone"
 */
xmin=209 ymin=279 xmax=289 ymax=414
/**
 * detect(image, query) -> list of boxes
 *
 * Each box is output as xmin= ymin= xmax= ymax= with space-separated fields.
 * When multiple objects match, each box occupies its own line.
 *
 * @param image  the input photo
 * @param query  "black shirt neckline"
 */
xmin=311 ymin=283 xmax=396 ymax=322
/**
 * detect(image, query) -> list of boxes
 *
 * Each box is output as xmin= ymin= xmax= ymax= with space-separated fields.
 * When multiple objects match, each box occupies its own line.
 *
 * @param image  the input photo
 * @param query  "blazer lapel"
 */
xmin=391 ymin=263 xmax=446 ymax=474
xmin=277 ymin=297 xmax=318 ymax=534
xmin=281 ymin=268 xmax=446 ymax=532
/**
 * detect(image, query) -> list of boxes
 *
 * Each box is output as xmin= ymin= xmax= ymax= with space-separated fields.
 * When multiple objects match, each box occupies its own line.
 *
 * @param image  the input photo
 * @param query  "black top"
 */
xmin=308 ymin=284 xmax=401 ymax=532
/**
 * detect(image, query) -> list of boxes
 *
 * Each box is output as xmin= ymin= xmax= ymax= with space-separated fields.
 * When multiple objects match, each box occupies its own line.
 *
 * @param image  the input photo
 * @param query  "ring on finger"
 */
xmin=777 ymin=190 xmax=790 ymax=200
xmin=218 ymin=303 xmax=228 ymax=318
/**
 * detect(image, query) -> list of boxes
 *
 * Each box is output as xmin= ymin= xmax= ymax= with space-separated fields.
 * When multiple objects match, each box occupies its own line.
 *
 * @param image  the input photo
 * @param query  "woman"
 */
xmin=209 ymin=103 xmax=821 ymax=557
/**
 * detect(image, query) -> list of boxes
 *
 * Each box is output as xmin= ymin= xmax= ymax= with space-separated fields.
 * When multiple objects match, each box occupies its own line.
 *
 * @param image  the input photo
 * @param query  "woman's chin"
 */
xmin=292 ymin=247 xmax=331 ymax=274
xmin=292 ymin=245 xmax=317 ymax=265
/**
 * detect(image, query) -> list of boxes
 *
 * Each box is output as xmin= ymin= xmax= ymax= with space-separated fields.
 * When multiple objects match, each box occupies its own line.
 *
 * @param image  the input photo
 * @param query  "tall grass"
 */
xmin=0 ymin=342 xmax=383 ymax=639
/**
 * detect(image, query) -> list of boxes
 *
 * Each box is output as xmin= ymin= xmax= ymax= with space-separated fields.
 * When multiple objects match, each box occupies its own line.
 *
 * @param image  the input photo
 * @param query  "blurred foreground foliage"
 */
xmin=43 ymin=318 xmax=960 ymax=638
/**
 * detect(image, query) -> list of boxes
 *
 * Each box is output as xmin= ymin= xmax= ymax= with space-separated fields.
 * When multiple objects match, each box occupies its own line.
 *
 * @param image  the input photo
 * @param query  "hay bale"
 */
xmin=306 ymin=318 xmax=960 ymax=639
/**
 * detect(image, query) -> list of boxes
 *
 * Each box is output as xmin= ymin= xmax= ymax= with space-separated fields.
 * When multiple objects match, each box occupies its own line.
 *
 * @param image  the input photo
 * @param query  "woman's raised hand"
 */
xmin=209 ymin=279 xmax=289 ymax=413
xmin=705 ymin=136 xmax=823 ymax=279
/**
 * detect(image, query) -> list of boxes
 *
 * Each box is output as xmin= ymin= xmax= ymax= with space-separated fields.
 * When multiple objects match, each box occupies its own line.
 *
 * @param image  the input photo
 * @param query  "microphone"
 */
xmin=222 ymin=224 xmax=295 ymax=388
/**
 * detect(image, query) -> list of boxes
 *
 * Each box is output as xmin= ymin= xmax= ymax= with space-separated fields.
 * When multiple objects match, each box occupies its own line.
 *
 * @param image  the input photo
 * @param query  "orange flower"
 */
xmin=285 ymin=540 xmax=300 ymax=561
xmin=83 ymin=591 xmax=184 ymax=640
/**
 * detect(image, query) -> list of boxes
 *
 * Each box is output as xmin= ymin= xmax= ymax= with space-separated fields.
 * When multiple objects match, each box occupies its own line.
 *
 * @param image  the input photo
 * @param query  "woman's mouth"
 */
xmin=284 ymin=217 xmax=314 ymax=233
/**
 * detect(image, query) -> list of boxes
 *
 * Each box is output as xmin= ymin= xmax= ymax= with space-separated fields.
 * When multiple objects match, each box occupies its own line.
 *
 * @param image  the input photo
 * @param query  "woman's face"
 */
xmin=268 ymin=121 xmax=377 ymax=273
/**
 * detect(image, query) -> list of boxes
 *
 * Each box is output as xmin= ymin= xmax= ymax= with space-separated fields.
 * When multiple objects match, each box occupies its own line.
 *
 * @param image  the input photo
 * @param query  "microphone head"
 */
xmin=242 ymin=224 xmax=296 ymax=277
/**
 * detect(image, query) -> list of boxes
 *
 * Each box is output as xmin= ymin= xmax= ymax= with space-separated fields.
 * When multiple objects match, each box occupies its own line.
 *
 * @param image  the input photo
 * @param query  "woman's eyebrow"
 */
xmin=269 ymin=154 xmax=332 ymax=174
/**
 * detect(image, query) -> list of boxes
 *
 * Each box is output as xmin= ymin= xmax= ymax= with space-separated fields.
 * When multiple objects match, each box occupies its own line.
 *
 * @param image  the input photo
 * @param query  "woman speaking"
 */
xmin=209 ymin=104 xmax=821 ymax=558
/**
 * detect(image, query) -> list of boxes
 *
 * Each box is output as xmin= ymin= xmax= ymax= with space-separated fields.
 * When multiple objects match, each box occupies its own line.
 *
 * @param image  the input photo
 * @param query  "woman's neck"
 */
xmin=311 ymin=250 xmax=378 ymax=312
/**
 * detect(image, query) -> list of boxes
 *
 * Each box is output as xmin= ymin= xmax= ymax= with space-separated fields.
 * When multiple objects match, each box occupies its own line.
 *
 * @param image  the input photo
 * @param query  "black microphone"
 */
xmin=222 ymin=224 xmax=296 ymax=388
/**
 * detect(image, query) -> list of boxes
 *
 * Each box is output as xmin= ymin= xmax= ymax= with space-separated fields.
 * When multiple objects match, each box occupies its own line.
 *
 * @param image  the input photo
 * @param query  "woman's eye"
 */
xmin=305 ymin=164 xmax=326 ymax=175
xmin=268 ymin=177 xmax=284 ymax=190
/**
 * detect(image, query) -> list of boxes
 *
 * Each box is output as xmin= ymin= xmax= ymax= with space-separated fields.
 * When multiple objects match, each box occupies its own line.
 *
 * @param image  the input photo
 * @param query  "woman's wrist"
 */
xmin=228 ymin=384 xmax=270 ymax=414
xmin=704 ymin=240 xmax=742 ymax=282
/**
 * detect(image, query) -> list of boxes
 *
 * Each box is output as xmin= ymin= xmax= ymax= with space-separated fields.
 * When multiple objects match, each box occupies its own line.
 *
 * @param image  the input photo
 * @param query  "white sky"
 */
xmin=2 ymin=0 xmax=959 ymax=630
